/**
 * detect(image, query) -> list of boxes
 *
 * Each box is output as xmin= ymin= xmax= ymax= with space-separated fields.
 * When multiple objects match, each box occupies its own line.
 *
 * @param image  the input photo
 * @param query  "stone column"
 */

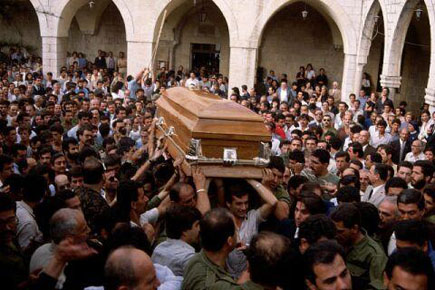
xmin=353 ymin=62 xmax=365 ymax=96
xmin=425 ymin=88 xmax=435 ymax=113
xmin=341 ymin=53 xmax=358 ymax=104
xmin=42 ymin=36 xmax=68 ymax=78
xmin=127 ymin=40 xmax=154 ymax=76
xmin=379 ymin=74 xmax=401 ymax=101
xmin=228 ymin=45 xmax=257 ymax=97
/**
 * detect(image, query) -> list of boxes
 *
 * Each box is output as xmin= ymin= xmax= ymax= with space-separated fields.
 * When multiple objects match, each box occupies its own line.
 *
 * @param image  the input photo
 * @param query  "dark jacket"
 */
xmin=391 ymin=139 xmax=411 ymax=165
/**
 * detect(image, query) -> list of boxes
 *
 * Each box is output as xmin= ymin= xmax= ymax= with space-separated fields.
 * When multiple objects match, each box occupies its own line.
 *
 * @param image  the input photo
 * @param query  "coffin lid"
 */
xmin=161 ymin=87 xmax=264 ymax=122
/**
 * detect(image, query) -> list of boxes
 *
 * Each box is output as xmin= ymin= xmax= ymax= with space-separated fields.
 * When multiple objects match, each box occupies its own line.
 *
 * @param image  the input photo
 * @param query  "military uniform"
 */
xmin=346 ymin=235 xmax=387 ymax=290
xmin=76 ymin=186 xmax=110 ymax=233
xmin=182 ymin=250 xmax=244 ymax=290
xmin=301 ymin=169 xmax=340 ymax=185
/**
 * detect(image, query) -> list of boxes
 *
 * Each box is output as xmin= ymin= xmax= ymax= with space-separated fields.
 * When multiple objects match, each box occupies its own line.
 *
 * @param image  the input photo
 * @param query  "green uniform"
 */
xmin=182 ymin=250 xmax=243 ymax=290
xmin=0 ymin=243 xmax=27 ymax=289
xmin=241 ymin=280 xmax=265 ymax=290
xmin=426 ymin=215 xmax=435 ymax=224
xmin=274 ymin=185 xmax=292 ymax=206
xmin=346 ymin=235 xmax=387 ymax=290
xmin=301 ymin=169 xmax=340 ymax=185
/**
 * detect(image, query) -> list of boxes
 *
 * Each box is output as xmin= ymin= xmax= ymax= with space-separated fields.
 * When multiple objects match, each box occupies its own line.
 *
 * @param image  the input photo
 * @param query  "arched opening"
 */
xmin=399 ymin=5 xmax=430 ymax=111
xmin=257 ymin=1 xmax=344 ymax=91
xmin=0 ymin=0 xmax=41 ymax=57
xmin=362 ymin=3 xmax=385 ymax=93
xmin=66 ymin=1 xmax=127 ymax=66
xmin=154 ymin=0 xmax=230 ymax=76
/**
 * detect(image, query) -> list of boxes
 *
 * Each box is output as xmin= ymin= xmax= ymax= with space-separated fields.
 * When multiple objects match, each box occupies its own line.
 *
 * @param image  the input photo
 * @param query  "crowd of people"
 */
xmin=0 ymin=48 xmax=434 ymax=290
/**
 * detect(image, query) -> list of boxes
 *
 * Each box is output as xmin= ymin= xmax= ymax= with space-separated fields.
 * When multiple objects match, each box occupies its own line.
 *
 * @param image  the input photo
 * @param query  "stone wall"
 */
xmin=258 ymin=3 xmax=344 ymax=87
xmin=156 ymin=2 xmax=230 ymax=76
xmin=67 ymin=2 xmax=127 ymax=62
xmin=397 ymin=16 xmax=431 ymax=112
xmin=20 ymin=0 xmax=435 ymax=111
xmin=0 ymin=0 xmax=41 ymax=56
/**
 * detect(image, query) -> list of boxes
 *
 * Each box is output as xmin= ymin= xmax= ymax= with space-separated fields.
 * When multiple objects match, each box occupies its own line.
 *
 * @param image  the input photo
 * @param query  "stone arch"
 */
xmin=253 ymin=0 xmax=357 ymax=55
xmin=0 ymin=0 xmax=42 ymax=55
xmin=354 ymin=0 xmax=384 ymax=93
xmin=358 ymin=0 xmax=382 ymax=63
xmin=54 ymin=0 xmax=133 ymax=38
xmin=382 ymin=0 xmax=420 ymax=79
xmin=153 ymin=0 xmax=230 ymax=75
xmin=423 ymin=0 xmax=435 ymax=100
xmin=151 ymin=0 xmax=238 ymax=44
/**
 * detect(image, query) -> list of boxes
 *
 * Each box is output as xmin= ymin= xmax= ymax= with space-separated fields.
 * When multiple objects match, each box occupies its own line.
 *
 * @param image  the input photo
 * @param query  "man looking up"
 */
xmin=225 ymin=175 xmax=278 ymax=278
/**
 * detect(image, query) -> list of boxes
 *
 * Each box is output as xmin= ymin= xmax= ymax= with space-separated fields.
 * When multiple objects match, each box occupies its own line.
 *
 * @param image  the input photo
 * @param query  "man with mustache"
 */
xmin=411 ymin=160 xmax=434 ymax=191
xmin=0 ymin=194 xmax=27 ymax=289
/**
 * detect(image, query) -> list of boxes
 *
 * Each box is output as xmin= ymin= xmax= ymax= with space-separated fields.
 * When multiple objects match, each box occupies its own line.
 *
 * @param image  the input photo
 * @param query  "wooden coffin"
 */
xmin=155 ymin=87 xmax=271 ymax=178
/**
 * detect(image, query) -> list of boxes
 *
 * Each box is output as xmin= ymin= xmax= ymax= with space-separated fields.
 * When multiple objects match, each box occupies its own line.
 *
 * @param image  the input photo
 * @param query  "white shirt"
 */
xmin=30 ymin=243 xmax=66 ymax=289
xmin=404 ymin=152 xmax=427 ymax=163
xmin=279 ymin=89 xmax=288 ymax=103
xmin=84 ymin=264 xmax=182 ymax=290
xmin=185 ymin=78 xmax=199 ymax=89
xmin=370 ymin=131 xmax=392 ymax=148
xmin=16 ymin=201 xmax=43 ymax=250
xmin=362 ymin=184 xmax=385 ymax=208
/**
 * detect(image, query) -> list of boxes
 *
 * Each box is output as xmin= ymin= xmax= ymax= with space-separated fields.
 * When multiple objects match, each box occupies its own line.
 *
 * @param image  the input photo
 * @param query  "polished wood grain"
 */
xmin=155 ymin=87 xmax=271 ymax=178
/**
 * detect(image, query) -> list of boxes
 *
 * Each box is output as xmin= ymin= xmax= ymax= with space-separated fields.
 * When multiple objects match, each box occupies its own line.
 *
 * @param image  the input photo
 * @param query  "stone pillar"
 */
xmin=127 ymin=40 xmax=154 ymax=77
xmin=168 ymin=42 xmax=177 ymax=70
xmin=228 ymin=46 xmax=257 ymax=97
xmin=379 ymin=74 xmax=401 ymax=101
xmin=425 ymin=88 xmax=435 ymax=113
xmin=353 ymin=62 xmax=365 ymax=96
xmin=42 ymin=36 xmax=68 ymax=78
xmin=341 ymin=53 xmax=358 ymax=104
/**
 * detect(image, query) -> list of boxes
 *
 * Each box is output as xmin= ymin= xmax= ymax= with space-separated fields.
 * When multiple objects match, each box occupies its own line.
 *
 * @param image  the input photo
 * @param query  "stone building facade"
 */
xmin=2 ymin=0 xmax=434 ymax=111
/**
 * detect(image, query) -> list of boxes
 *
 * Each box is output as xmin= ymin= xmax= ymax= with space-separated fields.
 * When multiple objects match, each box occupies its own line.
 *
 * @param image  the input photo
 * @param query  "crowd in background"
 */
xmin=0 ymin=48 xmax=434 ymax=290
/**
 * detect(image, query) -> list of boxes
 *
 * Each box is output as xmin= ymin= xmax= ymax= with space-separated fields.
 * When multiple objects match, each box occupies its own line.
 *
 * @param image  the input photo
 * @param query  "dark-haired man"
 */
xmin=394 ymin=220 xmax=435 ymax=268
xmin=384 ymin=248 xmax=434 ymax=290
xmin=298 ymin=214 xmax=336 ymax=254
xmin=266 ymin=156 xmax=292 ymax=220
xmin=411 ymin=160 xmax=434 ymax=191
xmin=363 ymin=163 xmax=388 ymax=207
xmin=302 ymin=149 xmax=339 ymax=186
xmin=0 ymin=195 xmax=27 ymax=289
xmin=76 ymin=157 xmax=110 ymax=234
xmin=225 ymin=176 xmax=278 ymax=278
xmin=182 ymin=208 xmax=241 ymax=289
xmin=331 ymin=203 xmax=387 ymax=289
xmin=304 ymin=240 xmax=352 ymax=290
xmin=67 ymin=111 xmax=91 ymax=140
xmin=152 ymin=205 xmax=201 ymax=276
xmin=16 ymin=174 xmax=47 ymax=251
xmin=397 ymin=189 xmax=425 ymax=221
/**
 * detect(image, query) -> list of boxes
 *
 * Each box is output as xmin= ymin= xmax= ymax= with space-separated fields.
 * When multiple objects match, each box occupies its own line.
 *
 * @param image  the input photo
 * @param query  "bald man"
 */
xmin=104 ymin=247 xmax=160 ymax=290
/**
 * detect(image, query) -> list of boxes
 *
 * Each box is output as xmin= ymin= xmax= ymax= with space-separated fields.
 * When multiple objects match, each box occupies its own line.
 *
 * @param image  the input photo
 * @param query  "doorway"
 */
xmin=191 ymin=43 xmax=220 ymax=74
